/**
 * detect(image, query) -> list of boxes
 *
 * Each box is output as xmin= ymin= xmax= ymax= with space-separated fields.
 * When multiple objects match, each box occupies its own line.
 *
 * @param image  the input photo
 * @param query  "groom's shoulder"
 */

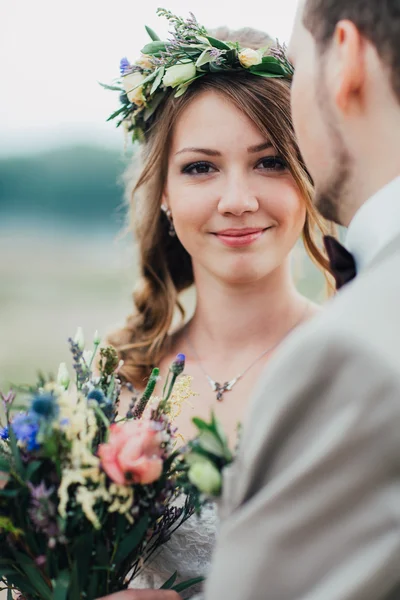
xmin=317 ymin=247 xmax=400 ymax=367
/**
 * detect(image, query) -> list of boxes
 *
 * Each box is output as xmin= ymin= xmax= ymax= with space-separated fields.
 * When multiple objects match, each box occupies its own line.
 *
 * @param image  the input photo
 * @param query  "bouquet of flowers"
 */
xmin=0 ymin=330 xmax=202 ymax=600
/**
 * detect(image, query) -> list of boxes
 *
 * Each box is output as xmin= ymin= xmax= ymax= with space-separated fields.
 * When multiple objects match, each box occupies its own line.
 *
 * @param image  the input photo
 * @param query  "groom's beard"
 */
xmin=314 ymin=78 xmax=353 ymax=226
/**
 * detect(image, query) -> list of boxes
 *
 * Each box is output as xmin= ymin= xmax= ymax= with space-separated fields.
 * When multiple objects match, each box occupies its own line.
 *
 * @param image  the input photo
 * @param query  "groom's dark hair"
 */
xmin=303 ymin=0 xmax=400 ymax=101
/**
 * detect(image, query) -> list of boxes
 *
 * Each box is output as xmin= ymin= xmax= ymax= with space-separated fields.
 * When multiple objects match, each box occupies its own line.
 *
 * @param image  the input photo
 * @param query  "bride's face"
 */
xmin=163 ymin=90 xmax=306 ymax=285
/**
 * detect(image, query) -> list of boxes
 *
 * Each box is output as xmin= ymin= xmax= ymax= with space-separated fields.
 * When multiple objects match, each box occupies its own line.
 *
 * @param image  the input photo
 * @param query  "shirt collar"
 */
xmin=346 ymin=175 xmax=400 ymax=272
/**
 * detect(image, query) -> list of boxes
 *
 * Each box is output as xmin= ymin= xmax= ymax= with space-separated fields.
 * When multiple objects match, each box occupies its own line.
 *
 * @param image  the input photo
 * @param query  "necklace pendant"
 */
xmin=209 ymin=378 xmax=238 ymax=401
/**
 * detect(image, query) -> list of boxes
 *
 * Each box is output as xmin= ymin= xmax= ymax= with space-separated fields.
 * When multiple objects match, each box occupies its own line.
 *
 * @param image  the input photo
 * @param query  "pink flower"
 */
xmin=98 ymin=421 xmax=163 ymax=486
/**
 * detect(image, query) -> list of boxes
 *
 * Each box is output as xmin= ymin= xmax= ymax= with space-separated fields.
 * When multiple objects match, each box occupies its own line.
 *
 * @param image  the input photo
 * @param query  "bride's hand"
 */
xmin=97 ymin=591 xmax=181 ymax=600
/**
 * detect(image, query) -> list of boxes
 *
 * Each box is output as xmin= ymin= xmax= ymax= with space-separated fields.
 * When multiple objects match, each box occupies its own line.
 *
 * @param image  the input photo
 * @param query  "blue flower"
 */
xmin=87 ymin=389 xmax=105 ymax=404
xmin=30 ymin=393 xmax=58 ymax=420
xmin=11 ymin=414 xmax=40 ymax=451
xmin=0 ymin=426 xmax=9 ymax=440
xmin=87 ymin=389 xmax=113 ymax=418
xmin=171 ymin=353 xmax=185 ymax=375
xmin=120 ymin=57 xmax=132 ymax=75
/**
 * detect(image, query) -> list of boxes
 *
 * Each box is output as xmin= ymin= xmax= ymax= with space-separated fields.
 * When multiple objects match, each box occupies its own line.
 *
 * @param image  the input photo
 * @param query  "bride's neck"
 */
xmin=187 ymin=260 xmax=304 ymax=356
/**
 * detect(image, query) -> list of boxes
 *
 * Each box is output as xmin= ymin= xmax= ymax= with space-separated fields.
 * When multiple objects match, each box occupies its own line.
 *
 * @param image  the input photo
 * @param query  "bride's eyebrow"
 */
xmin=175 ymin=147 xmax=221 ymax=157
xmin=175 ymin=142 xmax=273 ymax=157
xmin=248 ymin=142 xmax=274 ymax=153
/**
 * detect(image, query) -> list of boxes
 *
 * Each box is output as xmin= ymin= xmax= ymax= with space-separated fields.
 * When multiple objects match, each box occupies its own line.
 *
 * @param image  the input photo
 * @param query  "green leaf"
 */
xmin=196 ymin=49 xmax=214 ymax=69
xmin=0 ymin=455 xmax=11 ymax=473
xmin=114 ymin=515 xmax=149 ymax=564
xmin=150 ymin=67 xmax=165 ymax=95
xmin=72 ymin=531 xmax=94 ymax=589
xmin=24 ymin=460 xmax=41 ymax=481
xmin=7 ymin=588 xmax=12 ymax=600
xmin=197 ymin=431 xmax=225 ymax=457
xmin=249 ymin=59 xmax=287 ymax=75
xmin=98 ymin=82 xmax=124 ymax=92
xmin=54 ymin=570 xmax=70 ymax=600
xmin=145 ymin=25 xmax=160 ymax=41
xmin=0 ymin=489 xmax=19 ymax=498
xmin=192 ymin=417 xmax=214 ymax=433
xmin=106 ymin=106 xmax=128 ymax=122
xmin=12 ymin=553 xmax=52 ymax=600
xmin=3 ymin=574 xmax=37 ymax=597
xmin=67 ymin=561 xmax=80 ymax=600
xmin=206 ymin=36 xmax=230 ymax=50
xmin=141 ymin=41 xmax=167 ymax=56
xmin=160 ymin=571 xmax=178 ymax=589
xmin=143 ymin=91 xmax=165 ymax=122
xmin=172 ymin=576 xmax=205 ymax=593
xmin=251 ymin=72 xmax=285 ymax=79
xmin=86 ymin=568 xmax=99 ymax=600
xmin=8 ymin=426 xmax=24 ymax=477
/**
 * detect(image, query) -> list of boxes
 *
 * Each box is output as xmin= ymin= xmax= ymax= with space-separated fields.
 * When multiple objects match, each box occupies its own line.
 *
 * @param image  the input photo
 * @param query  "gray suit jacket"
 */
xmin=204 ymin=237 xmax=400 ymax=600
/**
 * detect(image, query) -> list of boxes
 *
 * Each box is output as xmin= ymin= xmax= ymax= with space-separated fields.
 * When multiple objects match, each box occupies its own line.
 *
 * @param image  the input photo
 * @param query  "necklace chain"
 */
xmin=186 ymin=302 xmax=310 ymax=401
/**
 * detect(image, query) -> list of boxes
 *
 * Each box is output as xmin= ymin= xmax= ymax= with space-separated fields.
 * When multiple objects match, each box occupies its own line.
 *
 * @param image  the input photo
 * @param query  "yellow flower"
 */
xmin=238 ymin=48 xmax=263 ymax=68
xmin=108 ymin=483 xmax=134 ymax=523
xmin=168 ymin=375 xmax=198 ymax=420
xmin=135 ymin=54 xmax=154 ymax=70
xmin=123 ymin=72 xmax=146 ymax=106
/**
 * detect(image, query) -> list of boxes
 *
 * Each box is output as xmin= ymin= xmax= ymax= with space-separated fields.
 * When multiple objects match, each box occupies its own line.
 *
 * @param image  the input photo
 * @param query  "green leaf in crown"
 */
xmin=102 ymin=7 xmax=294 ymax=144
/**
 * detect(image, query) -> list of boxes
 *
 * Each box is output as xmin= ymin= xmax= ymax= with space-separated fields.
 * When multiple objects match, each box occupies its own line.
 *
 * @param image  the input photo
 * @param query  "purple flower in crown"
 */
xmin=209 ymin=48 xmax=225 ymax=66
xmin=120 ymin=57 xmax=132 ymax=76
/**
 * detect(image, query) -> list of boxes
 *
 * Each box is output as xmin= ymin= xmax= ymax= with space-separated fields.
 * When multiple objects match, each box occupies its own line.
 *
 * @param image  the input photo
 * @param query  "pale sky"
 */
xmin=0 ymin=0 xmax=299 ymax=156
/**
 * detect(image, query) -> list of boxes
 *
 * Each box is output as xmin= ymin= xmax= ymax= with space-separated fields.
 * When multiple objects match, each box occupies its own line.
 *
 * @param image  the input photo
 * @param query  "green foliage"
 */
xmin=0 ymin=145 xmax=129 ymax=229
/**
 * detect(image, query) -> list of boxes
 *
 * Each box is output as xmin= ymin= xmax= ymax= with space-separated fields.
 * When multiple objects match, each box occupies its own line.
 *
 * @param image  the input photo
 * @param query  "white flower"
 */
xmin=135 ymin=54 xmax=154 ymax=70
xmin=93 ymin=330 xmax=101 ymax=345
xmin=123 ymin=72 xmax=146 ymax=106
xmin=74 ymin=327 xmax=85 ymax=350
xmin=238 ymin=48 xmax=263 ymax=68
xmin=163 ymin=61 xmax=196 ymax=89
xmin=188 ymin=459 xmax=222 ymax=496
xmin=57 ymin=362 xmax=70 ymax=389
xmin=83 ymin=350 xmax=93 ymax=366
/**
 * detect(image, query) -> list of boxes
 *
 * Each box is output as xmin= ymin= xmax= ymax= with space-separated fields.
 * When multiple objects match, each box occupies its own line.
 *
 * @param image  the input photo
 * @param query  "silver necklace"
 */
xmin=186 ymin=303 xmax=309 ymax=401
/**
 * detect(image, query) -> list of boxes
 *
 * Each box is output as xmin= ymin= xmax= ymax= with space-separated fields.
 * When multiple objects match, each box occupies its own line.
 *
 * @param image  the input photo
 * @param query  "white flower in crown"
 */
xmin=123 ymin=72 xmax=147 ymax=106
xmin=163 ymin=61 xmax=196 ymax=89
xmin=238 ymin=48 xmax=263 ymax=68
xmin=135 ymin=54 xmax=154 ymax=70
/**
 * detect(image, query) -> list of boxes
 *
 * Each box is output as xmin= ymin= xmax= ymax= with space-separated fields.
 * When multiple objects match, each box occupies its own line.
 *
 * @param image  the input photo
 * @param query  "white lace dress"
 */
xmin=130 ymin=502 xmax=218 ymax=599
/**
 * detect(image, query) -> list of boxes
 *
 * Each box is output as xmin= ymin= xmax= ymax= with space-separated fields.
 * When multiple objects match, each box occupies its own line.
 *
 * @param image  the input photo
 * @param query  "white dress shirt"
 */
xmin=346 ymin=175 xmax=400 ymax=272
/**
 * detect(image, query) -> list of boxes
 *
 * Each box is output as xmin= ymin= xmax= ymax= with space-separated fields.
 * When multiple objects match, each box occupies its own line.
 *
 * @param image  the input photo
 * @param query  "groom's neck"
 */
xmin=342 ymin=107 xmax=400 ymax=226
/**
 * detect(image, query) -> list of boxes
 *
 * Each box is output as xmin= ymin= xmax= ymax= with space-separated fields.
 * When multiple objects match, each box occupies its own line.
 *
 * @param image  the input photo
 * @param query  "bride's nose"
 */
xmin=217 ymin=173 xmax=259 ymax=216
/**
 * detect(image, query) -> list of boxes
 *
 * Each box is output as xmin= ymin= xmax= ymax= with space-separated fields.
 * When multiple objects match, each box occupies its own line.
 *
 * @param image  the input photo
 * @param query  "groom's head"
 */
xmin=289 ymin=0 xmax=400 ymax=226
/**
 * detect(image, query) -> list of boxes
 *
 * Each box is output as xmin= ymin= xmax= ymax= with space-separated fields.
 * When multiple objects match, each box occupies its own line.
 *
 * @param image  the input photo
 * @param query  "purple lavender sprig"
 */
xmin=270 ymin=41 xmax=294 ymax=76
xmin=28 ymin=481 xmax=62 ymax=546
xmin=68 ymin=337 xmax=87 ymax=388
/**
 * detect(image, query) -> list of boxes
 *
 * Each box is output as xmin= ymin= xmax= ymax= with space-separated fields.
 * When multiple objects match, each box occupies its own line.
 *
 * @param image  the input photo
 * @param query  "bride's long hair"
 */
xmin=109 ymin=30 xmax=335 ymax=387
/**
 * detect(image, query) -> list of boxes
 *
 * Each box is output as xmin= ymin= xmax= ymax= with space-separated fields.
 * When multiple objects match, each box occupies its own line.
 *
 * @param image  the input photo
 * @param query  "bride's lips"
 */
xmin=214 ymin=227 xmax=269 ymax=248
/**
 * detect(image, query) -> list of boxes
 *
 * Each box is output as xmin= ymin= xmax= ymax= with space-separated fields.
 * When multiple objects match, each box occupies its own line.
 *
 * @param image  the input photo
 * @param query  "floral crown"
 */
xmin=103 ymin=8 xmax=294 ymax=144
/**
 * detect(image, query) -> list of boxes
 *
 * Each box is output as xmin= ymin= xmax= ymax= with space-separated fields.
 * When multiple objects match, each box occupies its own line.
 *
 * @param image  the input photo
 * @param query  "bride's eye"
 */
xmin=182 ymin=161 xmax=217 ymax=175
xmin=256 ymin=156 xmax=288 ymax=172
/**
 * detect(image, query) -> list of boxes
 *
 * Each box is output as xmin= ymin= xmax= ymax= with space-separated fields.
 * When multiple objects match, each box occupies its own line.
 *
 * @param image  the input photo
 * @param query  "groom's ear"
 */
xmin=330 ymin=20 xmax=365 ymax=115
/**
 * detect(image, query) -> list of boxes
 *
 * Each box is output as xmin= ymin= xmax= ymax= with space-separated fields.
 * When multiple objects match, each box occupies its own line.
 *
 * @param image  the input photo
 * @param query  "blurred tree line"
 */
xmin=0 ymin=146 xmax=131 ymax=229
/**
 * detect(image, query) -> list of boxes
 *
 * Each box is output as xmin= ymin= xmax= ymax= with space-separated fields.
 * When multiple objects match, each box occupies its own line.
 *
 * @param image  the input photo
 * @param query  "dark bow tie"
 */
xmin=323 ymin=235 xmax=357 ymax=290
